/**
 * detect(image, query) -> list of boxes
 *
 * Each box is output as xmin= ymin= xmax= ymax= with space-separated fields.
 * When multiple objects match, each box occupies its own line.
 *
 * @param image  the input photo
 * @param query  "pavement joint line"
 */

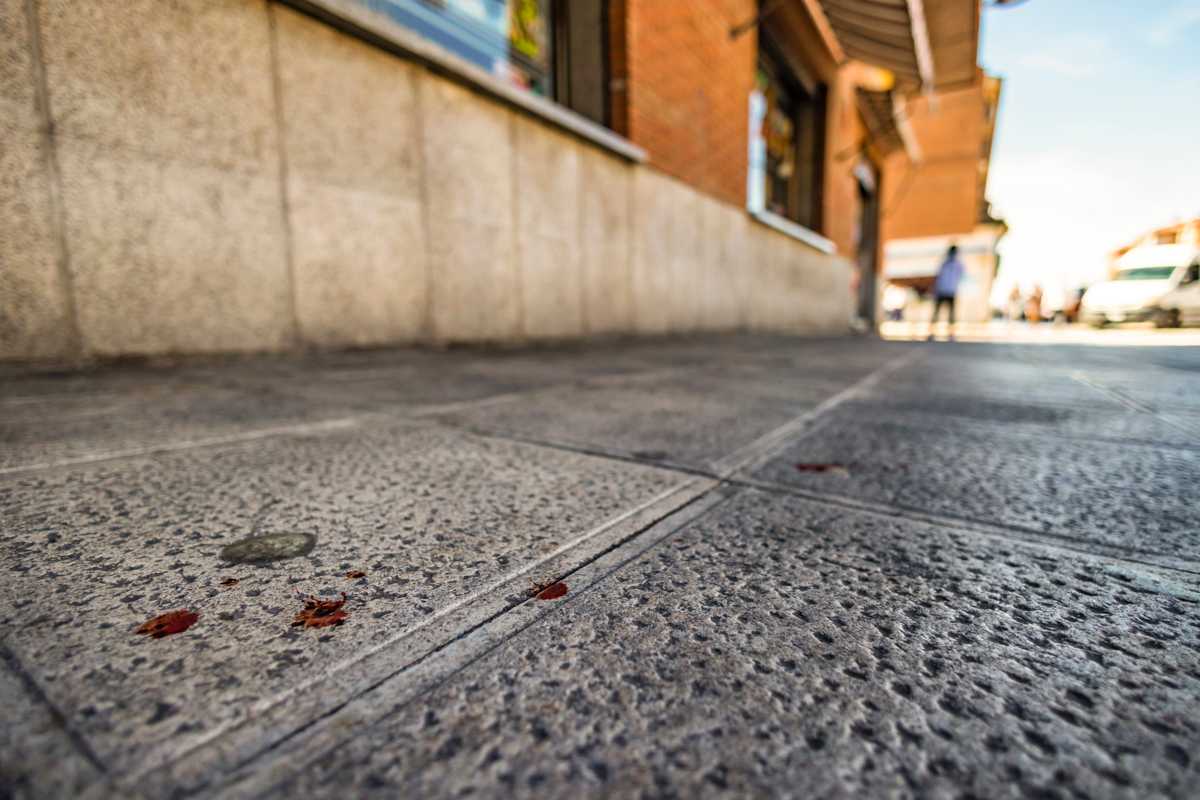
xmin=0 ymin=639 xmax=109 ymax=777
xmin=1071 ymin=371 xmax=1200 ymax=439
xmin=436 ymin=347 xmax=926 ymax=482
xmin=830 ymin=403 xmax=1200 ymax=453
xmin=130 ymin=477 xmax=718 ymax=794
xmin=0 ymin=361 xmax=698 ymax=479
xmin=348 ymin=363 xmax=702 ymax=421
xmin=403 ymin=387 xmax=571 ymax=418
xmin=0 ymin=390 xmax=127 ymax=406
xmin=133 ymin=349 xmax=899 ymax=792
xmin=448 ymin=425 xmax=1200 ymax=581
xmin=439 ymin=424 xmax=725 ymax=479
xmin=202 ymin=386 xmax=1200 ymax=797
xmin=712 ymin=348 xmax=926 ymax=477
xmin=870 ymin=389 xmax=1130 ymax=415
xmin=0 ymin=416 xmax=367 ymax=478
xmin=204 ymin=486 xmax=742 ymax=800
xmin=9 ymin=339 xmax=1197 ymax=792
xmin=409 ymin=360 xmax=791 ymax=414
xmin=738 ymin=475 xmax=1200 ymax=580
xmin=430 ymin=349 xmax=1200 ymax=580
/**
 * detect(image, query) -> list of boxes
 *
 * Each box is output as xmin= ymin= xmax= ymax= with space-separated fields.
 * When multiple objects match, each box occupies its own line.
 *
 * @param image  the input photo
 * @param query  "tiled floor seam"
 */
xmin=136 ymin=354 xmax=920 ymax=794
xmin=157 ymin=484 xmax=731 ymax=799
xmin=199 ymin=488 xmax=745 ymax=800
xmin=0 ymin=417 xmax=366 ymax=478
xmin=838 ymin=406 xmax=1200 ymax=453
xmin=0 ymin=640 xmax=108 ymax=775
xmin=1071 ymin=371 xmax=1200 ymax=439
xmin=196 ymin=431 xmax=1200 ymax=797
xmin=737 ymin=477 xmax=1200 ymax=580
xmin=712 ymin=349 xmax=927 ymax=476
xmin=0 ymin=348 xmax=905 ymax=478
xmin=439 ymin=426 xmax=723 ymax=479
xmin=443 ymin=428 xmax=1200 ymax=580
xmin=0 ymin=365 xmax=695 ymax=478
xmin=426 ymin=351 xmax=929 ymax=490
xmin=395 ymin=362 xmax=852 ymax=419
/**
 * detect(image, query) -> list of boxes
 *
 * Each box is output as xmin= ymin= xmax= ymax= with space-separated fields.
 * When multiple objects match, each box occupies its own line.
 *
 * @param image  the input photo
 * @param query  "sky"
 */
xmin=979 ymin=0 xmax=1200 ymax=307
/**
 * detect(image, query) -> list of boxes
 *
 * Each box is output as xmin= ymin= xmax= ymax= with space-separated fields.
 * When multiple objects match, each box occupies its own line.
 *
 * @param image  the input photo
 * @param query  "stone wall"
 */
xmin=1 ymin=0 xmax=852 ymax=361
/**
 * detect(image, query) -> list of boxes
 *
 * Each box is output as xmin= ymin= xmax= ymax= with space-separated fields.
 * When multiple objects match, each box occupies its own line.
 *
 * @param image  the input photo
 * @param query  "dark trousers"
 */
xmin=930 ymin=294 xmax=956 ymax=325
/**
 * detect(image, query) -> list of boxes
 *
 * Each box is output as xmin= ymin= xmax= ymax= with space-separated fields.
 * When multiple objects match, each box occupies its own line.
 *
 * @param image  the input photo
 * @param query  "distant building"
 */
xmin=879 ymin=73 xmax=1004 ymax=322
xmin=1109 ymin=218 xmax=1200 ymax=276
xmin=884 ymin=203 xmax=1008 ymax=323
xmin=2 ymin=0 xmax=986 ymax=360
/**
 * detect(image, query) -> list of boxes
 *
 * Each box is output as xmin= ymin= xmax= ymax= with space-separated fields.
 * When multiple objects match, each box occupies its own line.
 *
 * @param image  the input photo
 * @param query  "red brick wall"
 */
xmin=619 ymin=0 xmax=889 ymax=274
xmin=822 ymin=69 xmax=863 ymax=259
xmin=623 ymin=0 xmax=757 ymax=207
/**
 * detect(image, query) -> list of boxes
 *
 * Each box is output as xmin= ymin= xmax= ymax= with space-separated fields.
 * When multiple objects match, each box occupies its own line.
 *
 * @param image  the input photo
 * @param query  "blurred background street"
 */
xmin=883 ymin=320 xmax=1200 ymax=346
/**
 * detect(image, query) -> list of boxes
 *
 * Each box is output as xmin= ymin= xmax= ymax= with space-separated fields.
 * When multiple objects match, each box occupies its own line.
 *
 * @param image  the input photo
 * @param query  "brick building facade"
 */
xmin=1 ymin=0 xmax=985 ymax=360
xmin=881 ymin=72 xmax=1005 ymax=323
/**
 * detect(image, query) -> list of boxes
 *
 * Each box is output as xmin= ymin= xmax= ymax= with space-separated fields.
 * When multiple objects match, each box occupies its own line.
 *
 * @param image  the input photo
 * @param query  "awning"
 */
xmin=815 ymin=0 xmax=979 ymax=92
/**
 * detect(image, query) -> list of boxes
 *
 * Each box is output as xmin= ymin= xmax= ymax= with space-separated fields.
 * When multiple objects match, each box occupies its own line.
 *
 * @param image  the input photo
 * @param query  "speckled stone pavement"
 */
xmin=2 ymin=335 xmax=1198 ymax=799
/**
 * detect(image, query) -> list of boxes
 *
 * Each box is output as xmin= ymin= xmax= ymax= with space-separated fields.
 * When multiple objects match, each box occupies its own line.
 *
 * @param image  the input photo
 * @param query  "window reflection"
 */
xmin=372 ymin=0 xmax=553 ymax=95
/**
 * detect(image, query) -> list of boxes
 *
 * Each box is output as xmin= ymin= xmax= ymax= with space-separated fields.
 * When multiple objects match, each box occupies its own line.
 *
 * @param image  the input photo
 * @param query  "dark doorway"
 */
xmin=855 ymin=162 xmax=880 ymax=327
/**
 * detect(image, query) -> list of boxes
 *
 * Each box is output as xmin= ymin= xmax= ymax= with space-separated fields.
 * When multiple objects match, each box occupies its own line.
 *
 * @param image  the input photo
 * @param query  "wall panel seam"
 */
xmin=24 ymin=0 xmax=82 ymax=357
xmin=266 ymin=1 xmax=303 ymax=348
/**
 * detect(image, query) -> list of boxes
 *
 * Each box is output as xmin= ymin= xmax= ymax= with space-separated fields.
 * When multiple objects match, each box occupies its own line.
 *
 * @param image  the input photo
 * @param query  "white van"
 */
xmin=1153 ymin=257 xmax=1200 ymax=327
xmin=1080 ymin=244 xmax=1200 ymax=327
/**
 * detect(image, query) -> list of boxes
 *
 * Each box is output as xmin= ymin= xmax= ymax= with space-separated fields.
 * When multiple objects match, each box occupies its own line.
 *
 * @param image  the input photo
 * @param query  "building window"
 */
xmin=356 ymin=0 xmax=608 ymax=124
xmin=752 ymin=40 xmax=825 ymax=231
xmin=366 ymin=0 xmax=555 ymax=94
xmin=1156 ymin=230 xmax=1179 ymax=244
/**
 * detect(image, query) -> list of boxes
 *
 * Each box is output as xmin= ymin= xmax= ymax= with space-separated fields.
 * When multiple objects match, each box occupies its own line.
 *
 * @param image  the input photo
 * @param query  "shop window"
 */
xmin=752 ymin=40 xmax=825 ymax=231
xmin=356 ymin=0 xmax=607 ymax=124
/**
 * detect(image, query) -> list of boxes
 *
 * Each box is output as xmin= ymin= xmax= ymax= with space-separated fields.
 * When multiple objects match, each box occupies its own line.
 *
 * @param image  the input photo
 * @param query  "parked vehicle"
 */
xmin=1153 ymin=259 xmax=1200 ymax=327
xmin=1080 ymin=245 xmax=1200 ymax=327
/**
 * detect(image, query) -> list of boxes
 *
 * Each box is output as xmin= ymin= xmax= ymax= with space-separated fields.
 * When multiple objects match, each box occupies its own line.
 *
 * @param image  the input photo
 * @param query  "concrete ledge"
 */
xmin=278 ymin=0 xmax=647 ymax=164
xmin=750 ymin=209 xmax=837 ymax=255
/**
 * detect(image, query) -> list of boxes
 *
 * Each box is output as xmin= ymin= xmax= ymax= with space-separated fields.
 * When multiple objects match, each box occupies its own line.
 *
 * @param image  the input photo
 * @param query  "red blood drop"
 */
xmin=136 ymin=609 xmax=199 ymax=638
xmin=536 ymin=582 xmax=568 ymax=600
xmin=795 ymin=463 xmax=844 ymax=473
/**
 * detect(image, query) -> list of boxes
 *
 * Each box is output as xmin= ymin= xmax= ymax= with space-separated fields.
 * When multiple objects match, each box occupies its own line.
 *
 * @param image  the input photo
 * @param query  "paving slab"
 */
xmin=0 ymin=419 xmax=691 ymax=778
xmin=6 ymin=335 xmax=1197 ymax=799
xmin=1076 ymin=370 xmax=1200 ymax=416
xmin=0 ymin=651 xmax=104 ymax=799
xmin=239 ymin=489 xmax=1200 ymax=800
xmin=748 ymin=410 xmax=1200 ymax=566
xmin=880 ymin=362 xmax=1126 ymax=410
xmin=0 ymin=336 xmax=903 ymax=475
xmin=434 ymin=366 xmax=855 ymax=471
xmin=893 ymin=346 xmax=1200 ymax=421
xmin=0 ymin=349 xmax=645 ymax=474
xmin=0 ymin=377 xmax=360 ymax=473
xmin=835 ymin=395 xmax=1197 ymax=450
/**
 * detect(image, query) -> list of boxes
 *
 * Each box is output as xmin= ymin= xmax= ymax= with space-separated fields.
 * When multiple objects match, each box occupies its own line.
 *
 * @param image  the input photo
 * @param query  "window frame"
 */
xmin=755 ymin=31 xmax=827 ymax=234
xmin=279 ymin=0 xmax=645 ymax=161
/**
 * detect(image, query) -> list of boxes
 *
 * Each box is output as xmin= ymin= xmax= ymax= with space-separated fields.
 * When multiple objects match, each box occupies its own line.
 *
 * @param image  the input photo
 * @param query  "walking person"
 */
xmin=1006 ymin=284 xmax=1022 ymax=324
xmin=928 ymin=244 xmax=965 ymax=341
xmin=1025 ymin=284 xmax=1044 ymax=325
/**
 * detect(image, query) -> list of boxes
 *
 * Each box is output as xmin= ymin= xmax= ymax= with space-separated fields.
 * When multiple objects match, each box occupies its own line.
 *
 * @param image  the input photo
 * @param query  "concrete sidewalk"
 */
xmin=2 ymin=335 xmax=1198 ymax=798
